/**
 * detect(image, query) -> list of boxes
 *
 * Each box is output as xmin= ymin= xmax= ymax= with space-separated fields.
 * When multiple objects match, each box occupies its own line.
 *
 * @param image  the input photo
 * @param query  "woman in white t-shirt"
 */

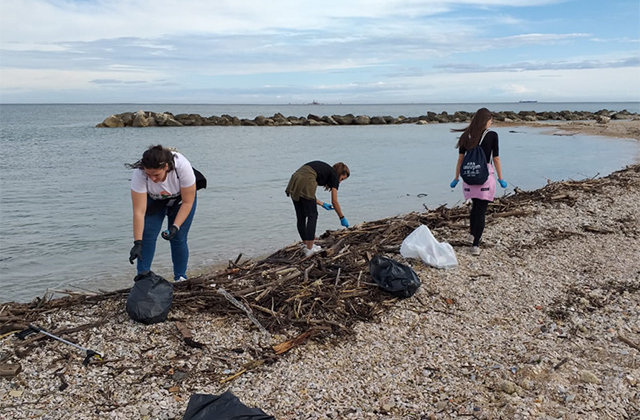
xmin=127 ymin=145 xmax=197 ymax=281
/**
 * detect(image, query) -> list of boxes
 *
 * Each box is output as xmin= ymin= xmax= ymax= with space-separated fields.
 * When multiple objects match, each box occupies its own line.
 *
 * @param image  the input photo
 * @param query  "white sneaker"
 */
xmin=303 ymin=247 xmax=315 ymax=257
xmin=467 ymin=234 xmax=475 ymax=244
xmin=175 ymin=277 xmax=188 ymax=282
xmin=470 ymin=246 xmax=481 ymax=256
xmin=312 ymin=244 xmax=322 ymax=252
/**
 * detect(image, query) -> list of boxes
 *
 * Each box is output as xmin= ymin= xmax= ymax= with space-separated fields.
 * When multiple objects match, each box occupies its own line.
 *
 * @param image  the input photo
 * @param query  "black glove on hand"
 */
xmin=129 ymin=240 xmax=142 ymax=264
xmin=161 ymin=224 xmax=180 ymax=240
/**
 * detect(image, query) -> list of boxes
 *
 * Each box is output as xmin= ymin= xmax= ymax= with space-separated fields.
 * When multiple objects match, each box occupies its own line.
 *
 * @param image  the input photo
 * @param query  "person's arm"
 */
xmin=330 ymin=188 xmax=344 ymax=219
xmin=173 ymin=184 xmax=196 ymax=228
xmin=131 ymin=190 xmax=147 ymax=240
xmin=493 ymin=156 xmax=504 ymax=180
xmin=454 ymin=153 xmax=464 ymax=179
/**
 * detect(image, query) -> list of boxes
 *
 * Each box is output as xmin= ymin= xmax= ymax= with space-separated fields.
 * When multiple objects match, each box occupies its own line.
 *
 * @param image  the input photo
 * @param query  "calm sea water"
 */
xmin=1 ymin=102 xmax=638 ymax=303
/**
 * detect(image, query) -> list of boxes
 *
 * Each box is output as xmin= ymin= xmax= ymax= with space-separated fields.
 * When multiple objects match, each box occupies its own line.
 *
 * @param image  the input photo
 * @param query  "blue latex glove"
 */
xmin=498 ymin=179 xmax=508 ymax=188
xmin=450 ymin=179 xmax=459 ymax=188
xmin=340 ymin=217 xmax=349 ymax=228
xmin=161 ymin=224 xmax=180 ymax=240
xmin=322 ymin=202 xmax=334 ymax=211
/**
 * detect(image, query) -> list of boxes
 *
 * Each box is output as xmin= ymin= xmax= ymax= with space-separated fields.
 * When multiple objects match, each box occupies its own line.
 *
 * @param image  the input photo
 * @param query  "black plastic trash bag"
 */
xmin=369 ymin=255 xmax=421 ymax=298
xmin=126 ymin=271 xmax=173 ymax=324
xmin=182 ymin=391 xmax=275 ymax=420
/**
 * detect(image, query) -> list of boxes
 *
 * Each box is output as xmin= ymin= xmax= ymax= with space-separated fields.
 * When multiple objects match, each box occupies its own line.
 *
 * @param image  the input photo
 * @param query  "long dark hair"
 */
xmin=126 ymin=145 xmax=175 ymax=170
xmin=324 ymin=162 xmax=350 ymax=191
xmin=452 ymin=108 xmax=492 ymax=149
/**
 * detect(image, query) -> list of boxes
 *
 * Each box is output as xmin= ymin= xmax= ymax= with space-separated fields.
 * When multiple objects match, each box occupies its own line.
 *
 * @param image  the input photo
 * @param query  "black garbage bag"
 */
xmin=369 ymin=255 xmax=421 ymax=298
xmin=182 ymin=391 xmax=275 ymax=420
xmin=126 ymin=271 xmax=173 ymax=324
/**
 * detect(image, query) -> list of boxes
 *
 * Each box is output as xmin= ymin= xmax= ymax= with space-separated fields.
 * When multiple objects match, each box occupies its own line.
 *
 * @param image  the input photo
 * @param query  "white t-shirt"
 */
xmin=131 ymin=152 xmax=196 ymax=200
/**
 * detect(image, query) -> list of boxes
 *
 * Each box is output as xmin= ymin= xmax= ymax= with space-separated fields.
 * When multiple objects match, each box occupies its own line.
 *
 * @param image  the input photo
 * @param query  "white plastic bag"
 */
xmin=400 ymin=225 xmax=458 ymax=269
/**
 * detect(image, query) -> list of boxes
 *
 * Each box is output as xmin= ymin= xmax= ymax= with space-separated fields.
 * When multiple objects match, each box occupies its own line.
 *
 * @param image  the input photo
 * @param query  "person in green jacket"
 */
xmin=286 ymin=161 xmax=350 ymax=257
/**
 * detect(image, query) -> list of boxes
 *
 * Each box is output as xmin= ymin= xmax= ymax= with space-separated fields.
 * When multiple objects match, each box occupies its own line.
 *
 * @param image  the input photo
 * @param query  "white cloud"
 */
xmin=0 ymin=0 xmax=636 ymax=103
xmin=0 ymin=67 xmax=166 ymax=91
xmin=0 ymin=0 xmax=565 ymax=45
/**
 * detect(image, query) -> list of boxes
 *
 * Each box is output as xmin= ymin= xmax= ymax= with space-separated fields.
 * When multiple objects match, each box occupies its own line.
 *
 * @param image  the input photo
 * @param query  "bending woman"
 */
xmin=450 ymin=108 xmax=507 ymax=256
xmin=127 ymin=145 xmax=197 ymax=280
xmin=286 ymin=161 xmax=350 ymax=257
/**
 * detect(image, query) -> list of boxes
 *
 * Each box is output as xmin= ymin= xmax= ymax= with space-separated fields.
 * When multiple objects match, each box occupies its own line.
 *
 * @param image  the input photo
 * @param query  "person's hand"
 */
xmin=498 ymin=179 xmax=508 ymax=188
xmin=161 ymin=224 xmax=180 ymax=240
xmin=340 ymin=217 xmax=349 ymax=228
xmin=322 ymin=202 xmax=334 ymax=211
xmin=129 ymin=240 xmax=142 ymax=264
xmin=450 ymin=179 xmax=459 ymax=188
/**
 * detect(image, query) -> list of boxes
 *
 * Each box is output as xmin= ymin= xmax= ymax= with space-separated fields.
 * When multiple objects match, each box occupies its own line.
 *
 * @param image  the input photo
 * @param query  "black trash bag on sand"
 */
xmin=126 ymin=271 xmax=173 ymax=324
xmin=182 ymin=391 xmax=275 ymax=420
xmin=369 ymin=255 xmax=421 ymax=298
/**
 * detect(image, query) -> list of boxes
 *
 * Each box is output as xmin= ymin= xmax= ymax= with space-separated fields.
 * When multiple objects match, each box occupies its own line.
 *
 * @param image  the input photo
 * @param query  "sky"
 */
xmin=0 ymin=0 xmax=639 ymax=104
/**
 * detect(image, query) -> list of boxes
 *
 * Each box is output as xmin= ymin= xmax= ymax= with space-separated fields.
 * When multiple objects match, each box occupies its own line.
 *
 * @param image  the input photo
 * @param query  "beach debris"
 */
xmin=175 ymin=321 xmax=205 ymax=349
xmin=15 ymin=324 xmax=102 ymax=366
xmin=0 ymin=363 xmax=22 ymax=378
xmin=0 ymin=163 xmax=638 ymax=419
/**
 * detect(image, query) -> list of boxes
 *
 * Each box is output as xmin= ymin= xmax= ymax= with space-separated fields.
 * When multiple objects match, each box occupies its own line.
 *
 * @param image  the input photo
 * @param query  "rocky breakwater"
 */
xmin=96 ymin=108 xmax=638 ymax=128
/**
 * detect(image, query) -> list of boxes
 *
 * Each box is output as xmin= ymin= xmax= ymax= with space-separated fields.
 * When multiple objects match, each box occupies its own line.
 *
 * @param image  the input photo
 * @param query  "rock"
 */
xmin=354 ymin=115 xmax=370 ymax=125
xmin=132 ymin=110 xmax=149 ymax=127
xmin=332 ymin=114 xmax=355 ymax=125
xmin=321 ymin=115 xmax=339 ymax=125
xmin=369 ymin=116 xmax=387 ymax=125
xmin=101 ymin=114 xmax=124 ymax=128
xmin=596 ymin=115 xmax=611 ymax=124
xmin=500 ymin=380 xmax=519 ymax=394
xmin=380 ymin=403 xmax=392 ymax=413
xmin=579 ymin=370 xmax=600 ymax=384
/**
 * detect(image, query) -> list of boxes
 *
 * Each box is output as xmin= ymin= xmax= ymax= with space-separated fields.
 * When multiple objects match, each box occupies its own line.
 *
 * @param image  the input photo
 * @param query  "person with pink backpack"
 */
xmin=449 ymin=108 xmax=508 ymax=256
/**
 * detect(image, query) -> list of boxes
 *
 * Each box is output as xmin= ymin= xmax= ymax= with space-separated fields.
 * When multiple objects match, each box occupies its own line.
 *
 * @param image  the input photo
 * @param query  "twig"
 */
xmin=304 ymin=263 xmax=315 ymax=282
xmin=619 ymin=335 xmax=640 ymax=352
xmin=553 ymin=357 xmax=569 ymax=370
xmin=217 ymin=288 xmax=269 ymax=335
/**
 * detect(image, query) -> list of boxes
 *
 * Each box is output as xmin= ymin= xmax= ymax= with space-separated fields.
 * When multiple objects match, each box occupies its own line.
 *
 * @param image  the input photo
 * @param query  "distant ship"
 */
xmin=309 ymin=100 xmax=322 ymax=105
xmin=519 ymin=100 xmax=537 ymax=103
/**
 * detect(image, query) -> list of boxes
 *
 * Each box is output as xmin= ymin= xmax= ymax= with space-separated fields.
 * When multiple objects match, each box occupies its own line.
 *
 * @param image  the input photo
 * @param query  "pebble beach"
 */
xmin=1 ymin=119 xmax=639 ymax=420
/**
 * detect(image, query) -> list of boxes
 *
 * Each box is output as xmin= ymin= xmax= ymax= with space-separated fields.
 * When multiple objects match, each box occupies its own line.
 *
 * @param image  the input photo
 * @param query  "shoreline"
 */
xmin=1 ymin=119 xmax=639 ymax=419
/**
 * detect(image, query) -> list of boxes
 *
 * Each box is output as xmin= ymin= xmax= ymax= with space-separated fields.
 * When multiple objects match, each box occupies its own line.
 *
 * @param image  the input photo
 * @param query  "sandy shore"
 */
xmin=1 ymin=119 xmax=639 ymax=420
xmin=496 ymin=119 xmax=640 ymax=142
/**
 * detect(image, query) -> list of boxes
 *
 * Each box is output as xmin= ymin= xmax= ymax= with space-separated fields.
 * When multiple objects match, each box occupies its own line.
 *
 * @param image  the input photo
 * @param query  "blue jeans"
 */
xmin=137 ymin=195 xmax=197 ymax=280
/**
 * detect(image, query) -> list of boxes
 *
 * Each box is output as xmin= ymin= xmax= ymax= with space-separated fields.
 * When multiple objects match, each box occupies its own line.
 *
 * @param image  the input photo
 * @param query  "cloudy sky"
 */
xmin=1 ymin=0 xmax=638 ymax=104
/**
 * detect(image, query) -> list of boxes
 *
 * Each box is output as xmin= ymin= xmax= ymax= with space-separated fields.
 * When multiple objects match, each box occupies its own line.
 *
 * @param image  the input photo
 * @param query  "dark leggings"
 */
xmin=293 ymin=198 xmax=318 ymax=241
xmin=470 ymin=198 xmax=489 ymax=247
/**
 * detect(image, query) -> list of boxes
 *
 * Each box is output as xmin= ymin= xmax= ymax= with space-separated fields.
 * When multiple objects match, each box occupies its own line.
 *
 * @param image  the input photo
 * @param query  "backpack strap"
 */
xmin=478 ymin=129 xmax=489 ymax=145
xmin=478 ymin=129 xmax=493 ymax=163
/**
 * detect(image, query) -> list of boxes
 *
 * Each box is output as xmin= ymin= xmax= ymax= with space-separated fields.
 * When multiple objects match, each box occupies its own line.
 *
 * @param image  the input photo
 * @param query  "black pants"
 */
xmin=292 ymin=197 xmax=318 ymax=241
xmin=470 ymin=198 xmax=489 ymax=247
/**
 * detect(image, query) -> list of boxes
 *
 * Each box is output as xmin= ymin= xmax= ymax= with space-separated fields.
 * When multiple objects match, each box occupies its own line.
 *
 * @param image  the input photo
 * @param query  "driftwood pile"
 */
xmin=1 ymin=165 xmax=638 ymax=358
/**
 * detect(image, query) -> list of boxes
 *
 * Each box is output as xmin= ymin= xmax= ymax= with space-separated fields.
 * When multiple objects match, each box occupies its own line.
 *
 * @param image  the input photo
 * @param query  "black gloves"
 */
xmin=129 ymin=240 xmax=142 ymax=264
xmin=161 ymin=224 xmax=180 ymax=240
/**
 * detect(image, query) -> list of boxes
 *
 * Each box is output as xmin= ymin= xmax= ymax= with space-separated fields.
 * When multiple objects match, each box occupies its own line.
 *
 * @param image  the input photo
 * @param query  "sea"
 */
xmin=1 ymin=102 xmax=639 ymax=303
